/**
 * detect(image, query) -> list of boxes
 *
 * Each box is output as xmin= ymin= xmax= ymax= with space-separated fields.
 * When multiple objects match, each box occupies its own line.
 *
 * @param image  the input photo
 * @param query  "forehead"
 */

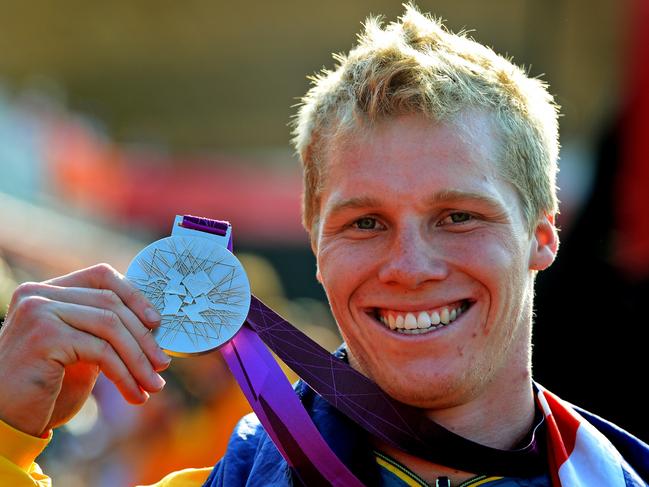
xmin=321 ymin=111 xmax=505 ymax=194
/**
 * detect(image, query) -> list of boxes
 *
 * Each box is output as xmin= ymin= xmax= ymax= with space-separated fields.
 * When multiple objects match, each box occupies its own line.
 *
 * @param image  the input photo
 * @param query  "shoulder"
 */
xmin=203 ymin=378 xmax=375 ymax=487
xmin=573 ymin=405 xmax=649 ymax=481
xmin=204 ymin=413 xmax=292 ymax=487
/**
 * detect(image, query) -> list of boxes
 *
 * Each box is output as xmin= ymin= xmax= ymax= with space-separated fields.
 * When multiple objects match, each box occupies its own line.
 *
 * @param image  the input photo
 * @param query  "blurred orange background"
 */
xmin=1 ymin=1 xmax=647 ymax=485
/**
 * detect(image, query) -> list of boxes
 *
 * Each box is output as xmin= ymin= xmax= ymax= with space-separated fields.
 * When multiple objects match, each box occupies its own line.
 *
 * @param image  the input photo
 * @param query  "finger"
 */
xmin=61 ymin=326 xmax=151 ymax=404
xmin=45 ymin=264 xmax=161 ymax=328
xmin=19 ymin=283 xmax=170 ymax=371
xmin=52 ymin=301 xmax=166 ymax=394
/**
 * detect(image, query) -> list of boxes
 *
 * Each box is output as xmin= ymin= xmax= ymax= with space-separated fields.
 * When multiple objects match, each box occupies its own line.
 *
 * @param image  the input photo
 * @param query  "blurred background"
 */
xmin=0 ymin=0 xmax=647 ymax=485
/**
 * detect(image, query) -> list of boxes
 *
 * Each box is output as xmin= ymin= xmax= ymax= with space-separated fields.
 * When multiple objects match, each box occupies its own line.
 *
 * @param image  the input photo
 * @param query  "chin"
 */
xmin=354 ymin=355 xmax=473 ymax=409
xmin=393 ymin=379 xmax=469 ymax=409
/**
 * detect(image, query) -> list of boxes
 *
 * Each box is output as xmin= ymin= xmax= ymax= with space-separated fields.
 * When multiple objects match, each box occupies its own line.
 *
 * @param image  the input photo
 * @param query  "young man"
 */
xmin=0 ymin=6 xmax=647 ymax=487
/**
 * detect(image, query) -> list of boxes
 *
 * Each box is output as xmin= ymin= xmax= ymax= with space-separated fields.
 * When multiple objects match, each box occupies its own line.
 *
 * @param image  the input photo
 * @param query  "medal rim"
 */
xmin=126 ymin=235 xmax=251 ymax=357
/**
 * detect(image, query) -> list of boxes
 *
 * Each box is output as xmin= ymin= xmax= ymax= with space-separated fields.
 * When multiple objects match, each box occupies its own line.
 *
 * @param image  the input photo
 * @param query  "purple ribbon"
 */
xmin=222 ymin=328 xmax=364 ymax=486
xmin=182 ymin=215 xmax=545 ymax=480
xmin=182 ymin=215 xmax=363 ymax=485
xmin=181 ymin=215 xmax=231 ymax=236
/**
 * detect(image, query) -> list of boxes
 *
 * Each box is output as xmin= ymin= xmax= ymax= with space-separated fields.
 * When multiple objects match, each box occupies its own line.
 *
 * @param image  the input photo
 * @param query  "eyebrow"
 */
xmin=425 ymin=189 xmax=505 ymax=210
xmin=327 ymin=189 xmax=506 ymax=216
xmin=327 ymin=196 xmax=383 ymax=215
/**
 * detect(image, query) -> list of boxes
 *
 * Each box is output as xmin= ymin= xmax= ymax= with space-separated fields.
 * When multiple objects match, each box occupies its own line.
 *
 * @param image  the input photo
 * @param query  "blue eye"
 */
xmin=354 ymin=217 xmax=378 ymax=230
xmin=439 ymin=212 xmax=473 ymax=226
xmin=449 ymin=213 xmax=472 ymax=223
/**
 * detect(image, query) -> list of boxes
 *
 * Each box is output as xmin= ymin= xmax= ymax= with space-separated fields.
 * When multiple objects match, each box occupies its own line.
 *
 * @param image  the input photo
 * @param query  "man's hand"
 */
xmin=0 ymin=264 xmax=171 ymax=437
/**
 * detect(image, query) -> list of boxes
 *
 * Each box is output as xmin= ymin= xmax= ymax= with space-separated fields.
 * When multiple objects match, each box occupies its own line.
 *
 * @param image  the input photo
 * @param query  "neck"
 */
xmin=373 ymin=373 xmax=536 ymax=485
xmin=427 ymin=372 xmax=536 ymax=448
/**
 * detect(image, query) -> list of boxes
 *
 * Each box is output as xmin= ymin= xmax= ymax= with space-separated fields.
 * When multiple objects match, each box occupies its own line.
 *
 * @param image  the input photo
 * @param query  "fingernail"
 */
xmin=145 ymin=307 xmax=161 ymax=323
xmin=153 ymin=373 xmax=166 ymax=390
xmin=156 ymin=348 xmax=171 ymax=367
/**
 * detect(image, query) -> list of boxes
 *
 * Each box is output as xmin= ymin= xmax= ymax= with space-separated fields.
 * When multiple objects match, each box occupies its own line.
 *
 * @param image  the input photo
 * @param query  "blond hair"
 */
xmin=291 ymin=4 xmax=560 ymax=236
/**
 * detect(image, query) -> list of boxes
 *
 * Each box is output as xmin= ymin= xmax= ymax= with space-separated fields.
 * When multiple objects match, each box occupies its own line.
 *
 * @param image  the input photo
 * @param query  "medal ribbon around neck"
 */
xmin=127 ymin=215 xmax=545 ymax=485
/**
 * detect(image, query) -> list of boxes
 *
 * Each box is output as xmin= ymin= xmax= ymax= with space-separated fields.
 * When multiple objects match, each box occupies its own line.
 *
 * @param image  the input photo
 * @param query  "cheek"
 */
xmin=449 ymin=233 xmax=530 ymax=334
xmin=318 ymin=239 xmax=379 ymax=284
xmin=316 ymin=243 xmax=357 ymax=311
xmin=455 ymin=232 xmax=527 ymax=279
xmin=317 ymin=245 xmax=343 ymax=288
xmin=317 ymin=240 xmax=382 ymax=328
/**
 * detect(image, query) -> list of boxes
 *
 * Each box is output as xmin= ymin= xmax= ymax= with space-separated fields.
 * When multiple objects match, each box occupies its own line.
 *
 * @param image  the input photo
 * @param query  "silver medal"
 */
xmin=126 ymin=235 xmax=251 ymax=356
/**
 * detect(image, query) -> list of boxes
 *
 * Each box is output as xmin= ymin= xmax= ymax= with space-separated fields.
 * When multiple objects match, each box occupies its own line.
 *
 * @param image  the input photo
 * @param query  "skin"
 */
xmin=314 ymin=112 xmax=558 ymax=482
xmin=0 ymin=264 xmax=171 ymax=437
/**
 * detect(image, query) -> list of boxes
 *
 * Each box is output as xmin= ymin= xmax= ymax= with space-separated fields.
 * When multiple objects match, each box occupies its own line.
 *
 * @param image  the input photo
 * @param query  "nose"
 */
xmin=377 ymin=223 xmax=449 ymax=289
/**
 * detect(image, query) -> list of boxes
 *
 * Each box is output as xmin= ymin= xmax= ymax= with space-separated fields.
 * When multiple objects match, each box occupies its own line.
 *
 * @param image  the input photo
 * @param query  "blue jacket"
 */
xmin=203 ymin=379 xmax=567 ymax=486
xmin=203 ymin=339 xmax=649 ymax=487
xmin=203 ymin=380 xmax=649 ymax=487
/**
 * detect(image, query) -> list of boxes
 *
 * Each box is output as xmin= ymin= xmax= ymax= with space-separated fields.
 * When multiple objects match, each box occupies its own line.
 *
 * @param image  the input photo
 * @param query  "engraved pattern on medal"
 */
xmin=130 ymin=238 xmax=249 ymax=351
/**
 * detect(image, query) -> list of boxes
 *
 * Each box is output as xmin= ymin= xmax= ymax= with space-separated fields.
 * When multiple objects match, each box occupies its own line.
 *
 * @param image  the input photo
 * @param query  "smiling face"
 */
xmin=314 ymin=112 xmax=557 ymax=410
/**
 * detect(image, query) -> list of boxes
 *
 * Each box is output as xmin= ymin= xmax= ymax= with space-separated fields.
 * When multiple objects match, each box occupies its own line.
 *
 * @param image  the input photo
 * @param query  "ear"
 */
xmin=529 ymin=213 xmax=559 ymax=271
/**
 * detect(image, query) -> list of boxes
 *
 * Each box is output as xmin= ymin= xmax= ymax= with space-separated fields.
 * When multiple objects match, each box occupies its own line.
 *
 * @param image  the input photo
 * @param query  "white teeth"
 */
xmin=388 ymin=314 xmax=396 ymax=329
xmin=440 ymin=308 xmax=450 ymax=325
xmin=430 ymin=311 xmax=441 ymax=325
xmin=417 ymin=312 xmax=431 ymax=328
xmin=377 ymin=303 xmax=467 ymax=333
xmin=404 ymin=313 xmax=418 ymax=329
